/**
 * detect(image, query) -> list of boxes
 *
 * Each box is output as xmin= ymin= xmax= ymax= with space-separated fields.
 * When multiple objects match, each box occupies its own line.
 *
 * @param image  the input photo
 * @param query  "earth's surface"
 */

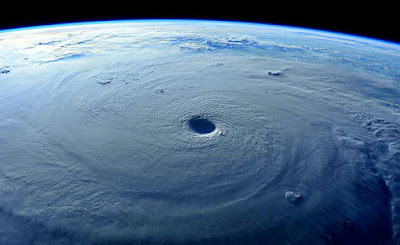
xmin=0 ymin=20 xmax=400 ymax=245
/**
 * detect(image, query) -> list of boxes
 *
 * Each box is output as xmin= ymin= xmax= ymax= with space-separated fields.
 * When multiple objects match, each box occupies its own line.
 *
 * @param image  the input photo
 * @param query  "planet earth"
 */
xmin=0 ymin=20 xmax=399 ymax=245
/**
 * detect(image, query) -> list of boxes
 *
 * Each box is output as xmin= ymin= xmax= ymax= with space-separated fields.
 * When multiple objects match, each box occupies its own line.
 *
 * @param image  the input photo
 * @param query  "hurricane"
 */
xmin=0 ymin=20 xmax=399 ymax=244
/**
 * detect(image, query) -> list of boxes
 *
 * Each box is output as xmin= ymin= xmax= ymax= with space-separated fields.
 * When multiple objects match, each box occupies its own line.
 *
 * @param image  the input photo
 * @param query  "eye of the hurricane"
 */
xmin=188 ymin=117 xmax=216 ymax=134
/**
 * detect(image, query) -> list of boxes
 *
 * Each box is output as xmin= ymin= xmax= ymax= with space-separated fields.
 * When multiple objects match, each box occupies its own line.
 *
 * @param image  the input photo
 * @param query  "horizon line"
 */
xmin=0 ymin=18 xmax=399 ymax=47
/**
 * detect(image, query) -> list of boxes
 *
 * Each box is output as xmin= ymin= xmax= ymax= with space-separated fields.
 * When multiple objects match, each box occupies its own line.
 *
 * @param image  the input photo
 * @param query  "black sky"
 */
xmin=1 ymin=3 xmax=398 ymax=44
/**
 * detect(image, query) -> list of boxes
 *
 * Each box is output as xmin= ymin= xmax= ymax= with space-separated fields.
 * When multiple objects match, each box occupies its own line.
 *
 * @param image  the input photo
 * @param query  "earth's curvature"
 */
xmin=0 ymin=20 xmax=400 ymax=245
